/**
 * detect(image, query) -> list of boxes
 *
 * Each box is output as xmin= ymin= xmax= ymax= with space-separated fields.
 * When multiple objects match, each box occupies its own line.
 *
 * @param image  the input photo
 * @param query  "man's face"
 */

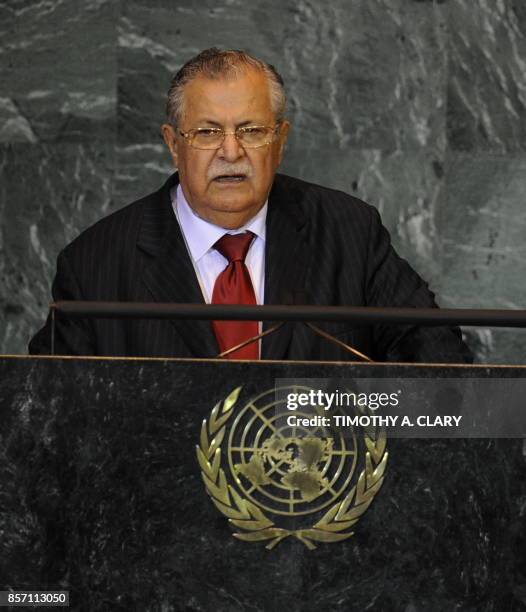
xmin=162 ymin=68 xmax=289 ymax=229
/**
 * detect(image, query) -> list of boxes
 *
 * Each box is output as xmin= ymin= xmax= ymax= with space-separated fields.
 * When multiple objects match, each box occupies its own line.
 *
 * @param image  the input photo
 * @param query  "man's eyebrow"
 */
xmin=236 ymin=120 xmax=262 ymax=127
xmin=194 ymin=119 xmax=223 ymax=127
xmin=193 ymin=119 xmax=265 ymax=128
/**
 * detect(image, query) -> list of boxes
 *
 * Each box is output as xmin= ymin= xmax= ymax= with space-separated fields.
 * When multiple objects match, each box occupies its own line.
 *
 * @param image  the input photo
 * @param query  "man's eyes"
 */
xmin=239 ymin=127 xmax=265 ymax=135
xmin=197 ymin=128 xmax=221 ymax=137
xmin=195 ymin=127 xmax=265 ymax=135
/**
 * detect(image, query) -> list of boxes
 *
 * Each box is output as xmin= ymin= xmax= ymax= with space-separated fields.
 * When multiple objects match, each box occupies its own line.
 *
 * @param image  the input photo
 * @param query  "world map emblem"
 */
xmin=197 ymin=386 xmax=388 ymax=550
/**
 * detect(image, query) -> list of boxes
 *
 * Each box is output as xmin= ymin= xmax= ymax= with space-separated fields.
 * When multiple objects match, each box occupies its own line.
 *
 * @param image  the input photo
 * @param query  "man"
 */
xmin=29 ymin=48 xmax=471 ymax=363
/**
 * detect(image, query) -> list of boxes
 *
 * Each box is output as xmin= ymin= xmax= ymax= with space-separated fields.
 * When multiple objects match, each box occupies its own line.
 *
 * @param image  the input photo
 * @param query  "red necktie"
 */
xmin=212 ymin=232 xmax=259 ymax=359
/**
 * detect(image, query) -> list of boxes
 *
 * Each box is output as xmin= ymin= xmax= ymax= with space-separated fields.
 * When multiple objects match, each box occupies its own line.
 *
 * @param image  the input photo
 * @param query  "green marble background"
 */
xmin=0 ymin=0 xmax=525 ymax=362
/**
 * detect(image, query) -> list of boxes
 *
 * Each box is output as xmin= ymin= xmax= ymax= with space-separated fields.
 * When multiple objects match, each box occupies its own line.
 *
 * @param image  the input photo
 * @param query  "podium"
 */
xmin=1 ymin=356 xmax=525 ymax=611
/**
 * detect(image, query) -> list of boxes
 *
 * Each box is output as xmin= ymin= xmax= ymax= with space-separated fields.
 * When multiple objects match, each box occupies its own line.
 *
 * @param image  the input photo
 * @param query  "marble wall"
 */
xmin=0 ymin=0 xmax=524 ymax=362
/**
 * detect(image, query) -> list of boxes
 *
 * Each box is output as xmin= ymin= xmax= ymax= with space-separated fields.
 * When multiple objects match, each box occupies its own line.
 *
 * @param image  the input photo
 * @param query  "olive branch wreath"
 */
xmin=196 ymin=386 xmax=388 ymax=550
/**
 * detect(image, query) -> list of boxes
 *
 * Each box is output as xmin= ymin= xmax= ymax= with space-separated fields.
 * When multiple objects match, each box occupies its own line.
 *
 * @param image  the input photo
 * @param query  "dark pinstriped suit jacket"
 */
xmin=29 ymin=172 xmax=472 ymax=363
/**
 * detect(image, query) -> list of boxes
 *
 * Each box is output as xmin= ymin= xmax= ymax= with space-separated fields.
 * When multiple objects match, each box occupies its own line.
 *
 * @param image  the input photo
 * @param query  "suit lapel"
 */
xmin=138 ymin=174 xmax=219 ymax=358
xmin=262 ymin=175 xmax=310 ymax=360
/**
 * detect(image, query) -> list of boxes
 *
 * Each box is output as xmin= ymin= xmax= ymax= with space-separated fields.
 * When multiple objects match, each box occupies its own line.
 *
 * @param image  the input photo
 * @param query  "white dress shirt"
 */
xmin=171 ymin=184 xmax=266 ymax=305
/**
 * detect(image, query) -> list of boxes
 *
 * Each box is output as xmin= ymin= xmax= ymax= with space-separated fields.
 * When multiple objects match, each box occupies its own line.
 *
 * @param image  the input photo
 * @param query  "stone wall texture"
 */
xmin=1 ymin=0 xmax=525 ymax=362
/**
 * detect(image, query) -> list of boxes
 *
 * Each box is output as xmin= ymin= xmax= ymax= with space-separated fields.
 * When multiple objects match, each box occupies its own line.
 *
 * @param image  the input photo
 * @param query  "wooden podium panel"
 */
xmin=0 ymin=357 xmax=524 ymax=611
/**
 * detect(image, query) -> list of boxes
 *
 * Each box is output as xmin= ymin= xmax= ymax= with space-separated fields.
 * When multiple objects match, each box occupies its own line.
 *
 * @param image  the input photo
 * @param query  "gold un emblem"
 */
xmin=196 ymin=386 xmax=388 ymax=550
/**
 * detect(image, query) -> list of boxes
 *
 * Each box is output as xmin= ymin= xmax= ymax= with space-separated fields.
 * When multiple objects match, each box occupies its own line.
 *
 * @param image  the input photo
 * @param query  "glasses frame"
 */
xmin=176 ymin=123 xmax=282 ymax=150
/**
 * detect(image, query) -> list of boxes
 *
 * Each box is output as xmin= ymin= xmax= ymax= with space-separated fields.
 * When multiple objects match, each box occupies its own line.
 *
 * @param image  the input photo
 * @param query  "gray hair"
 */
xmin=166 ymin=47 xmax=286 ymax=126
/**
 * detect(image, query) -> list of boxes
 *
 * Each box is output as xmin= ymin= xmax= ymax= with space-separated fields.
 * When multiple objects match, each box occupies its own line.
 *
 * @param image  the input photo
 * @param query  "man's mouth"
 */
xmin=213 ymin=174 xmax=247 ymax=183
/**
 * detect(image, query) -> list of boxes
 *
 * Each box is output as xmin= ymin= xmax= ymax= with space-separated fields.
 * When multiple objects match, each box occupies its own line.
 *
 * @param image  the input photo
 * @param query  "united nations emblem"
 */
xmin=196 ymin=386 xmax=388 ymax=550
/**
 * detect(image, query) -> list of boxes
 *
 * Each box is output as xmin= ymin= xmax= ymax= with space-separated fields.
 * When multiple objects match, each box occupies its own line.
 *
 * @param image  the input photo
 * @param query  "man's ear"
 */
xmin=161 ymin=124 xmax=179 ymax=167
xmin=276 ymin=120 xmax=290 ymax=165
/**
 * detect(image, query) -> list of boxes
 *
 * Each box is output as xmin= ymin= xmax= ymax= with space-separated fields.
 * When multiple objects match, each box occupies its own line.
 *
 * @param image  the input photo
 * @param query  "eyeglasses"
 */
xmin=177 ymin=124 xmax=281 ymax=150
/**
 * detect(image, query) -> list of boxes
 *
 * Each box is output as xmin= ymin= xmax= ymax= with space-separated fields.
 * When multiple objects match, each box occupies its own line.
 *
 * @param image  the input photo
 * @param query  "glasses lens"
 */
xmin=191 ymin=129 xmax=224 ymax=149
xmin=237 ymin=127 xmax=271 ymax=148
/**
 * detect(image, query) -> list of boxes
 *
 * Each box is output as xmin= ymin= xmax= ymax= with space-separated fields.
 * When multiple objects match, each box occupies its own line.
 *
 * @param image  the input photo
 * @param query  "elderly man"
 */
xmin=29 ymin=48 xmax=471 ymax=363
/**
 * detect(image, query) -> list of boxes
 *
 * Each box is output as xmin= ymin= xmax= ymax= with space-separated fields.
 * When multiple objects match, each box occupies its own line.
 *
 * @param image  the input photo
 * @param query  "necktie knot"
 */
xmin=214 ymin=231 xmax=254 ymax=263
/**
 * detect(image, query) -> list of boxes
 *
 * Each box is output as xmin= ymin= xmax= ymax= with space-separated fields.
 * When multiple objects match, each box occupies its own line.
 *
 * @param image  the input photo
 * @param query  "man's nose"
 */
xmin=218 ymin=132 xmax=245 ymax=162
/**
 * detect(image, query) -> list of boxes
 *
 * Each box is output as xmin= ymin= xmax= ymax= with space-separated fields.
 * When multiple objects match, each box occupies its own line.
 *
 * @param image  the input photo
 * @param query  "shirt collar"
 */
xmin=174 ymin=183 xmax=267 ymax=262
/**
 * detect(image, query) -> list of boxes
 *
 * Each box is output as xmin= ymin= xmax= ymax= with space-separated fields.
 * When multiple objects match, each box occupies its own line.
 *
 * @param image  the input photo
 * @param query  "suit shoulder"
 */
xmin=274 ymin=173 xmax=378 ymax=223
